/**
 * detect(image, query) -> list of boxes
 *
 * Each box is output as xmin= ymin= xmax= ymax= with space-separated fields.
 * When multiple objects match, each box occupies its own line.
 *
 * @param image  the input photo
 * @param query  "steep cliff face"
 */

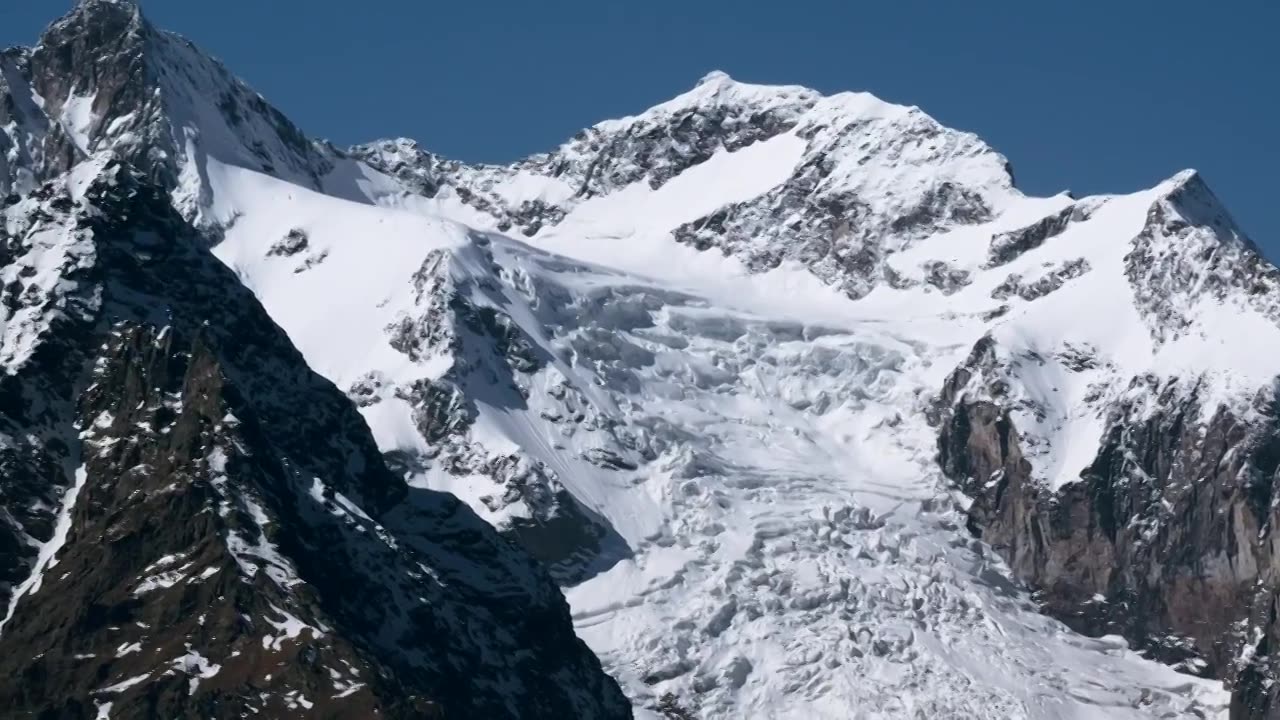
xmin=0 ymin=0 xmax=371 ymax=226
xmin=0 ymin=47 xmax=78 ymax=197
xmin=0 ymin=161 xmax=632 ymax=719
xmin=933 ymin=174 xmax=1280 ymax=716
xmin=938 ymin=342 xmax=1277 ymax=673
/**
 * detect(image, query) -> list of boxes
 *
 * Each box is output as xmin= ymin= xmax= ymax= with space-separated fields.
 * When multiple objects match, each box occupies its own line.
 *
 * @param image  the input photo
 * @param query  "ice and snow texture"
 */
xmin=29 ymin=8 xmax=1245 ymax=716
xmin=24 ymin=18 xmax=1240 ymax=710
xmin=207 ymin=96 xmax=1242 ymax=716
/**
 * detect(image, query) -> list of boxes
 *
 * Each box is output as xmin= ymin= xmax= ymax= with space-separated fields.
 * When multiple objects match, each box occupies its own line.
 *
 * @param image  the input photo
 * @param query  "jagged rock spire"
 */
xmin=59 ymin=0 xmax=146 ymax=33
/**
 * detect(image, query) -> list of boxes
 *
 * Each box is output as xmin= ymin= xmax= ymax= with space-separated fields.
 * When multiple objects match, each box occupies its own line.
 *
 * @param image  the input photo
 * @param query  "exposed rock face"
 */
xmin=0 ymin=0 xmax=349 ymax=226
xmin=986 ymin=201 xmax=1093 ymax=268
xmin=549 ymin=71 xmax=815 ymax=198
xmin=673 ymin=159 xmax=998 ymax=300
xmin=0 ymin=47 xmax=79 ymax=197
xmin=937 ymin=337 xmax=1272 ymax=673
xmin=933 ymin=174 xmax=1280 ymax=718
xmin=990 ymin=257 xmax=1091 ymax=301
xmin=922 ymin=260 xmax=974 ymax=295
xmin=0 ymin=161 xmax=632 ymax=719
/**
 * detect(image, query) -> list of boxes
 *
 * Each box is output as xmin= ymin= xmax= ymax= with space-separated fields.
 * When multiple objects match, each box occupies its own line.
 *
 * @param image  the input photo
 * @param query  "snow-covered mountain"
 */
xmin=0 ymin=156 xmax=630 ymax=718
xmin=3 ymin=1 xmax=1278 ymax=718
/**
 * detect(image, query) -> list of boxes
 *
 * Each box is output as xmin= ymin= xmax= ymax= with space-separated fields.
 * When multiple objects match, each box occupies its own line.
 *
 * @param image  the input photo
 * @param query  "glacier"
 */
xmin=209 ymin=81 xmax=1239 ymax=717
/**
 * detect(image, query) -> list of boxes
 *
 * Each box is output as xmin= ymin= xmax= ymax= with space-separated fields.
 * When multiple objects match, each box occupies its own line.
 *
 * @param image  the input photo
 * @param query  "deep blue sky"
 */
xmin=3 ymin=1 xmax=1277 ymax=250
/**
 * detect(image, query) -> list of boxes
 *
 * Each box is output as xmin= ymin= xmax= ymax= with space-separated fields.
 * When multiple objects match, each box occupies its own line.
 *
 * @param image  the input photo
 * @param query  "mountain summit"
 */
xmin=3 ymin=3 xmax=1278 ymax=720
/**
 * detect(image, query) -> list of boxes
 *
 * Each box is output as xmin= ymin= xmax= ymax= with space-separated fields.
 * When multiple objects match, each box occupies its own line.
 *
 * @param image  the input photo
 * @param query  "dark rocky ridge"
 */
xmin=990 ymin=257 xmax=1091 ymax=302
xmin=0 ymin=0 xmax=354 ymax=226
xmin=673 ymin=163 xmax=996 ymax=300
xmin=0 ymin=160 xmax=632 ymax=719
xmin=937 ymin=339 xmax=1263 ymax=674
xmin=985 ymin=201 xmax=1091 ymax=268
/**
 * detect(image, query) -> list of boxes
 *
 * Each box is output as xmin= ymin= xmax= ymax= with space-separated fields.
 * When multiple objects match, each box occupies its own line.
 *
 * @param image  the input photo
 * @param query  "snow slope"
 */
xmin=209 ymin=124 xmax=1237 ymax=716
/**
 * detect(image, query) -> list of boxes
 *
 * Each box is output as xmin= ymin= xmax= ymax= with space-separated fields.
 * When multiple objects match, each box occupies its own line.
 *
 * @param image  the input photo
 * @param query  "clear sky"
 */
xmin=3 ymin=1 xmax=1277 ymax=252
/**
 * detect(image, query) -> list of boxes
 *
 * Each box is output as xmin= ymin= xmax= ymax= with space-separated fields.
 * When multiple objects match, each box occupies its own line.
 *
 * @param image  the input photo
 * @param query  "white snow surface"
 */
xmin=195 ymin=74 xmax=1255 ymax=717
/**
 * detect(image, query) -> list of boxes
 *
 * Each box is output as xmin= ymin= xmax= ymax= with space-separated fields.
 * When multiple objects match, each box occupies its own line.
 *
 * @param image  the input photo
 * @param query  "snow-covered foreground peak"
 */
xmin=0 ymin=158 xmax=631 ymax=718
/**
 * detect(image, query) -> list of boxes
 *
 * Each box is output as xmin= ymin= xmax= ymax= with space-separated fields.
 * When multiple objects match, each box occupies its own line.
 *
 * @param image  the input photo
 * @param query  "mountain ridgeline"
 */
xmin=0 ymin=1 xmax=1276 ymax=718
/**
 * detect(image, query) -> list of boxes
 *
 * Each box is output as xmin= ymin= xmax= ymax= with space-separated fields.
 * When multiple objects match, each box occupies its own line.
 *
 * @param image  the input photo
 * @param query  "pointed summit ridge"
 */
xmin=695 ymin=69 xmax=733 ymax=87
xmin=54 ymin=0 xmax=146 ymax=35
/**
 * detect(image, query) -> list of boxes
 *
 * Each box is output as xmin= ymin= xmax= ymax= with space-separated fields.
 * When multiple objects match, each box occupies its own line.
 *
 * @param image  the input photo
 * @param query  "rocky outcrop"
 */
xmin=922 ymin=260 xmax=973 ymax=295
xmin=990 ymin=258 xmax=1091 ymax=301
xmin=0 ymin=48 xmax=80 ymax=197
xmin=670 ymin=107 xmax=1008 ymax=299
xmin=1 ymin=0 xmax=347 ymax=226
xmin=936 ymin=329 xmax=1280 ymax=719
xmin=986 ymin=201 xmax=1092 ymax=268
xmin=934 ymin=169 xmax=1280 ymax=719
xmin=376 ymin=243 xmax=628 ymax=584
xmin=551 ymin=71 xmax=815 ymax=198
xmin=0 ymin=161 xmax=632 ymax=719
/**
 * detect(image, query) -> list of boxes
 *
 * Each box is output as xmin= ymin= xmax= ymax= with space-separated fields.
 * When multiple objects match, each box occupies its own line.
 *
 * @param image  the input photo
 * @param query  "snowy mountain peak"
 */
xmin=1166 ymin=166 xmax=1201 ymax=185
xmin=44 ymin=0 xmax=147 ymax=53
xmin=1157 ymin=167 xmax=1245 ymax=239
xmin=64 ymin=0 xmax=143 ymax=21
xmin=695 ymin=68 xmax=733 ymax=86
xmin=1138 ymin=167 xmax=1261 ymax=271
xmin=598 ymin=71 xmax=819 ymax=134
xmin=0 ymin=3 xmax=367 ymax=229
xmin=354 ymin=72 xmax=1017 ymax=306
xmin=1119 ymin=165 xmax=1280 ymax=350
